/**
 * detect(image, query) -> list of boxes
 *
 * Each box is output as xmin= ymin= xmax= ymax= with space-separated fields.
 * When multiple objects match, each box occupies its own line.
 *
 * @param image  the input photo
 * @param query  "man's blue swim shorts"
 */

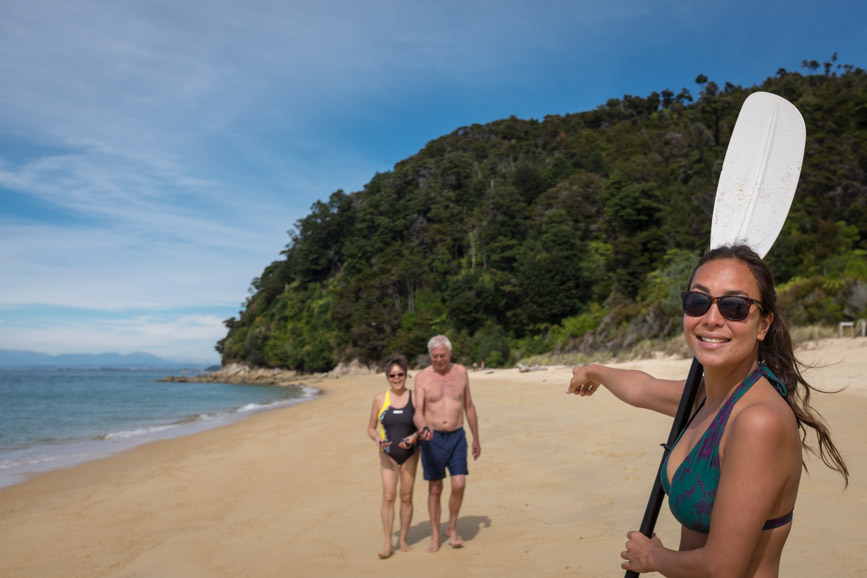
xmin=420 ymin=427 xmax=469 ymax=481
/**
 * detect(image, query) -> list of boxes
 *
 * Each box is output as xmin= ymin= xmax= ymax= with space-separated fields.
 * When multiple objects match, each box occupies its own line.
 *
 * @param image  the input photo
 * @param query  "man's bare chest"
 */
xmin=424 ymin=380 xmax=465 ymax=403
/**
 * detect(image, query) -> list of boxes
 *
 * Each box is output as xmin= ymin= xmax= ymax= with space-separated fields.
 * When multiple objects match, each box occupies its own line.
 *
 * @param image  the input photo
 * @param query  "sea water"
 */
xmin=0 ymin=368 xmax=319 ymax=489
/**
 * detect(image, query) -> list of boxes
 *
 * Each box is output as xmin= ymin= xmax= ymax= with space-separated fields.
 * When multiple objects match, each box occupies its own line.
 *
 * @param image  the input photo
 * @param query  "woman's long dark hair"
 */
xmin=691 ymin=244 xmax=849 ymax=485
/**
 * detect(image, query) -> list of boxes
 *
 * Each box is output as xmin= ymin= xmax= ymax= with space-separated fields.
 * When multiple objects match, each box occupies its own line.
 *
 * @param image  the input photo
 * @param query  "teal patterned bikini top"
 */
xmin=660 ymin=364 xmax=793 ymax=533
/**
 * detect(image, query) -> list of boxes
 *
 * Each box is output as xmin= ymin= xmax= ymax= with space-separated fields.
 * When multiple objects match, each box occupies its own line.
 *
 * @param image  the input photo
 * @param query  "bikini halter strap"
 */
xmin=758 ymin=363 xmax=788 ymax=397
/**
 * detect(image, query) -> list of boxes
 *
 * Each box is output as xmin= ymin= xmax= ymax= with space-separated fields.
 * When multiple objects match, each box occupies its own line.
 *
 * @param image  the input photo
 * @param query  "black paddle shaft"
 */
xmin=624 ymin=357 xmax=704 ymax=578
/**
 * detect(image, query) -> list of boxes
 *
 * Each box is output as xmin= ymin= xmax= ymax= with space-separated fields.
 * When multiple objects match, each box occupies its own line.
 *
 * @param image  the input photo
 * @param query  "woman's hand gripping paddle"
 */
xmin=624 ymin=92 xmax=805 ymax=578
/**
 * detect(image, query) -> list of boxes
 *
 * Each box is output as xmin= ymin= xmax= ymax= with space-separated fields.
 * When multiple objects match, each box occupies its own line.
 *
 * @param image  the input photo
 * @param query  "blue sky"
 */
xmin=1 ymin=0 xmax=865 ymax=363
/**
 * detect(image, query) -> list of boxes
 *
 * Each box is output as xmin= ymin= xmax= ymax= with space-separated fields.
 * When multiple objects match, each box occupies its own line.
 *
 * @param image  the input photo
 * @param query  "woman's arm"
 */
xmin=568 ymin=363 xmax=687 ymax=417
xmin=368 ymin=394 xmax=390 ymax=447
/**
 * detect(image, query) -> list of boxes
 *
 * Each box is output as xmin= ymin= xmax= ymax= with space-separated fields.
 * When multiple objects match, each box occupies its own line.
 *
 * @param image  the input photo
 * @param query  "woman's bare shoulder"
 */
xmin=728 ymin=391 xmax=797 ymax=448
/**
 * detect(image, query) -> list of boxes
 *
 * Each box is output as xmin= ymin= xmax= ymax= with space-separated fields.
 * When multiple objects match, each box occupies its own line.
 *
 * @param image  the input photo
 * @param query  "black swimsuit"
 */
xmin=379 ymin=391 xmax=417 ymax=465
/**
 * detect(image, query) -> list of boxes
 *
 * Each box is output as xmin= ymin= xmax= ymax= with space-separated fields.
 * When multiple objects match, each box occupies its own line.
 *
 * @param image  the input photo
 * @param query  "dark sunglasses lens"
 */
xmin=718 ymin=297 xmax=751 ymax=321
xmin=388 ymin=372 xmax=405 ymax=378
xmin=682 ymin=293 xmax=711 ymax=316
xmin=682 ymin=293 xmax=753 ymax=321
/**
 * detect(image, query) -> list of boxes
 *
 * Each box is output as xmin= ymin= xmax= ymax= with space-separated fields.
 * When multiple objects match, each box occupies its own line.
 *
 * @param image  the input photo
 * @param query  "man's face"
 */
xmin=429 ymin=345 xmax=451 ymax=372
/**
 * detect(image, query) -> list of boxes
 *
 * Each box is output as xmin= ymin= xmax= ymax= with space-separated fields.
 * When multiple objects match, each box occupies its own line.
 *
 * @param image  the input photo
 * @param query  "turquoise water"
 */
xmin=0 ymin=368 xmax=319 ymax=489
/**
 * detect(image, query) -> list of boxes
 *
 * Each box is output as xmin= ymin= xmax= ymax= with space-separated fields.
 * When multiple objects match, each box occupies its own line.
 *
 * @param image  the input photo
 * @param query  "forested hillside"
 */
xmin=217 ymin=59 xmax=867 ymax=371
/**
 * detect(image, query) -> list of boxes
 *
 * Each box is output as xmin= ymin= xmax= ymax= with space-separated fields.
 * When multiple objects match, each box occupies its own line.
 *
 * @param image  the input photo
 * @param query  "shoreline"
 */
xmin=0 ymin=372 xmax=321 ymax=491
xmin=1 ymin=337 xmax=864 ymax=577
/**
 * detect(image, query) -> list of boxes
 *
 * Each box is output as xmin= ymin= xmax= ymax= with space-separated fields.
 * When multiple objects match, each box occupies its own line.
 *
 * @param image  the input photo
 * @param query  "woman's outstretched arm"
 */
xmin=568 ymin=364 xmax=688 ymax=418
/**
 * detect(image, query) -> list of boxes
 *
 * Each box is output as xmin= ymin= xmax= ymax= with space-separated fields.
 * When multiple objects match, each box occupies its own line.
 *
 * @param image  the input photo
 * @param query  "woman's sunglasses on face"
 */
xmin=681 ymin=291 xmax=766 ymax=322
xmin=388 ymin=372 xmax=405 ymax=379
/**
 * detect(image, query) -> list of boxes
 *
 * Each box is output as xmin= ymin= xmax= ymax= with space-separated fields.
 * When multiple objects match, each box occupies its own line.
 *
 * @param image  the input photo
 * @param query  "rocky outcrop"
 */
xmin=158 ymin=363 xmax=302 ymax=386
xmin=158 ymin=360 xmax=376 ymax=386
xmin=326 ymin=359 xmax=375 ymax=378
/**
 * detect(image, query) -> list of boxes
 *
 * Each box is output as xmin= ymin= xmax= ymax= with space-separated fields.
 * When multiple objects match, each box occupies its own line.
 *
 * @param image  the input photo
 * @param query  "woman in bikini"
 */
xmin=568 ymin=244 xmax=848 ymax=577
xmin=367 ymin=354 xmax=420 ymax=559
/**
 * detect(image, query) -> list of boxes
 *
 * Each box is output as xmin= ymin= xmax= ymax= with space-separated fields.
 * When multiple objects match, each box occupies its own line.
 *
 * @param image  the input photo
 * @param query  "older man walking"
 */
xmin=413 ymin=335 xmax=481 ymax=552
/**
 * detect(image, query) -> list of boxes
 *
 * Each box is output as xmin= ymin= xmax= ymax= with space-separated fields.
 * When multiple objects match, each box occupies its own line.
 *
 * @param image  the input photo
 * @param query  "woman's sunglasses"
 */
xmin=681 ymin=291 xmax=766 ymax=322
xmin=387 ymin=372 xmax=405 ymax=379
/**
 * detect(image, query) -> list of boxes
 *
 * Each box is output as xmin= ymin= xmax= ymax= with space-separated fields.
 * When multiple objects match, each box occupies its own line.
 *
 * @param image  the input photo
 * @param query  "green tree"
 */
xmin=509 ymin=209 xmax=589 ymax=334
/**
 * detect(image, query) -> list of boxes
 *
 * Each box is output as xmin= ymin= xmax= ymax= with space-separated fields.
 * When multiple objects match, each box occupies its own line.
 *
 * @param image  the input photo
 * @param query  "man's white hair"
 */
xmin=427 ymin=335 xmax=452 ymax=353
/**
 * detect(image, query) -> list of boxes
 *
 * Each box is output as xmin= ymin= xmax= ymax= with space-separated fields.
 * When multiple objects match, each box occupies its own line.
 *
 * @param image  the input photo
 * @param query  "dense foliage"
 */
xmin=217 ymin=59 xmax=867 ymax=371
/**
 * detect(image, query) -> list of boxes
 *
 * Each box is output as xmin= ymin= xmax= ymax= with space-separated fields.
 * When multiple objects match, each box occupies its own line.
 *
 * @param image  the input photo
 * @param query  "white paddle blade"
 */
xmin=710 ymin=91 xmax=806 ymax=258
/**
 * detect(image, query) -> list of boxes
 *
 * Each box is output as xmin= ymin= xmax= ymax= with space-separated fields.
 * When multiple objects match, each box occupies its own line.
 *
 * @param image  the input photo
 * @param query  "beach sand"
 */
xmin=1 ymin=337 xmax=865 ymax=577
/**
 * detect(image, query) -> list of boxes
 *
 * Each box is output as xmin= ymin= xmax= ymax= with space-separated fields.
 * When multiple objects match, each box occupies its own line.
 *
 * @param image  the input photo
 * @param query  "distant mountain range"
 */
xmin=0 ymin=349 xmax=215 ymax=369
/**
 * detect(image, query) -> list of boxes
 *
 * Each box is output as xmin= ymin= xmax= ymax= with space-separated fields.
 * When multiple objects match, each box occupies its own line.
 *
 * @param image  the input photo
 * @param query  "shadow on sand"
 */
xmin=404 ymin=515 xmax=492 ymax=547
